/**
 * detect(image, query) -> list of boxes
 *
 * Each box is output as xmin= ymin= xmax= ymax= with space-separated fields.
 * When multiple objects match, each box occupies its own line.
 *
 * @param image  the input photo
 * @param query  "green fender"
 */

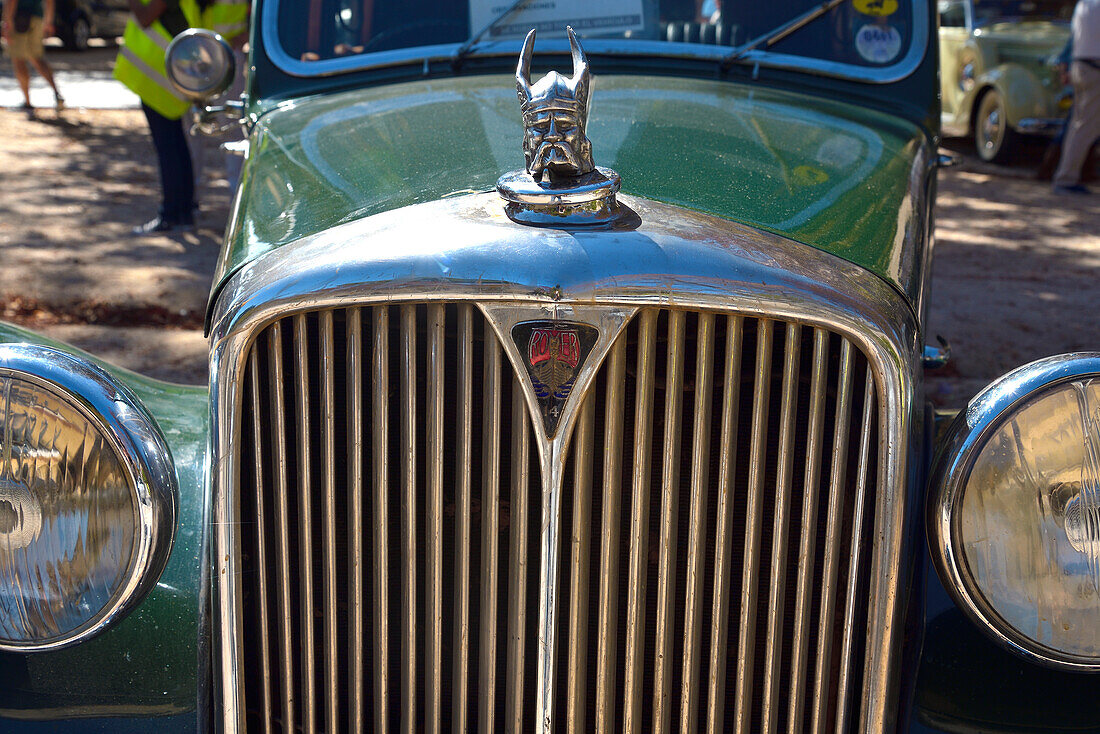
xmin=0 ymin=322 xmax=210 ymax=730
xmin=973 ymin=63 xmax=1054 ymax=127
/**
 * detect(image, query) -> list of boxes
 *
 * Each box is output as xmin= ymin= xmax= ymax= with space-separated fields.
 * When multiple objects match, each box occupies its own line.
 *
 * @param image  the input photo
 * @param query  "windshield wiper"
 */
xmin=452 ymin=0 xmax=529 ymax=67
xmin=719 ymin=0 xmax=847 ymax=71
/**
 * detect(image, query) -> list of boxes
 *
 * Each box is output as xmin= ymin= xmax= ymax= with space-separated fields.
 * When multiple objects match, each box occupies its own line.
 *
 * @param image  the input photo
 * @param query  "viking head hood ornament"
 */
xmin=516 ymin=27 xmax=595 ymax=182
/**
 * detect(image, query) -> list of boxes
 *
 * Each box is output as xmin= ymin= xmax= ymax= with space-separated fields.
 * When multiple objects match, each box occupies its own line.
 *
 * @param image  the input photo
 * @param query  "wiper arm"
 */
xmin=453 ymin=0 xmax=529 ymax=66
xmin=719 ymin=0 xmax=847 ymax=71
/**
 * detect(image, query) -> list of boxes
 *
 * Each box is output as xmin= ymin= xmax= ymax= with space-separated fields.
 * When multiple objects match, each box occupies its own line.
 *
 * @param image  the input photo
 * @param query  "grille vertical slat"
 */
xmin=734 ymin=318 xmax=774 ymax=734
xmin=622 ymin=309 xmax=657 ymax=734
xmin=706 ymin=315 xmax=744 ymax=734
xmin=266 ymin=322 xmax=296 ymax=734
xmin=319 ymin=311 xmax=339 ymax=734
xmin=834 ymin=374 xmax=877 ymax=734
xmin=346 ymin=307 xmax=365 ymax=734
xmin=505 ymin=377 xmax=531 ymax=734
xmin=425 ymin=305 xmax=445 ymax=734
xmin=369 ymin=307 xmax=389 ymax=734
xmin=811 ymin=339 xmax=856 ymax=734
xmin=238 ymin=305 xmax=886 ymax=734
xmin=293 ymin=314 xmax=317 ymax=734
xmin=452 ymin=305 xmax=474 ymax=734
xmin=761 ymin=325 xmax=803 ymax=733
xmin=399 ymin=306 xmax=416 ymax=734
xmin=565 ymin=396 xmax=594 ymax=734
xmin=786 ymin=327 xmax=829 ymax=734
xmin=478 ymin=332 xmax=502 ymax=734
xmin=679 ymin=312 xmax=715 ymax=734
xmin=247 ymin=355 xmax=274 ymax=734
xmin=653 ymin=310 xmax=686 ymax=734
xmin=593 ymin=338 xmax=626 ymax=734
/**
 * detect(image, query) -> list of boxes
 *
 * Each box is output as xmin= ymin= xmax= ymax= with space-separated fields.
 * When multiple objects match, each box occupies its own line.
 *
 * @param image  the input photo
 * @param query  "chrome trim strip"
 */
xmin=0 ymin=344 xmax=179 ymax=653
xmin=259 ymin=0 xmax=928 ymax=85
xmin=347 ymin=307 xmax=366 ymax=734
xmin=399 ymin=306 xmax=417 ymax=734
xmin=319 ymin=310 xmax=339 ymax=733
xmin=734 ymin=318 xmax=774 ymax=734
xmin=452 ymin=305 xmax=474 ymax=734
xmin=566 ymin=395 xmax=594 ymax=733
xmin=706 ymin=315 xmax=743 ymax=734
xmin=292 ymin=315 xmax=317 ymax=734
xmin=680 ymin=312 xmax=714 ymax=734
xmin=209 ymin=192 xmax=918 ymax=734
xmin=835 ymin=373 xmax=877 ymax=733
xmin=812 ymin=339 xmax=855 ymax=734
xmin=266 ymin=323 xmax=295 ymax=734
xmin=594 ymin=338 xmax=626 ymax=734
xmin=787 ymin=328 xmax=829 ymax=733
xmin=247 ymin=355 xmax=274 ymax=734
xmin=478 ymin=330 xmax=503 ymax=732
xmin=426 ymin=304 xmax=445 ymax=734
xmin=504 ymin=376 xmax=530 ymax=734
xmin=370 ymin=307 xmax=389 ymax=734
xmin=622 ymin=309 xmax=657 ymax=734
xmin=653 ymin=310 xmax=686 ymax=733
xmin=761 ymin=324 xmax=802 ymax=733
xmin=928 ymin=353 xmax=1100 ymax=672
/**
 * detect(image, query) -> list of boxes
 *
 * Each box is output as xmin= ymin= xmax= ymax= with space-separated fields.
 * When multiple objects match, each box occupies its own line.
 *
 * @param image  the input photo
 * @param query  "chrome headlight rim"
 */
xmin=929 ymin=352 xmax=1100 ymax=672
xmin=0 ymin=343 xmax=178 ymax=652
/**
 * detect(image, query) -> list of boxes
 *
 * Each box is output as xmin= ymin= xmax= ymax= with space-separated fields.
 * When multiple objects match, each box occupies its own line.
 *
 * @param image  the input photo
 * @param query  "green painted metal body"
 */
xmin=213 ymin=73 xmax=935 ymax=322
xmin=0 ymin=323 xmax=209 ymax=731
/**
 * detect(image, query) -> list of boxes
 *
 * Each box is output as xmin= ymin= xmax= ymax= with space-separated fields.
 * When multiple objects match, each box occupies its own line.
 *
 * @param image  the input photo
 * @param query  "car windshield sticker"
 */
xmin=854 ymin=0 xmax=899 ymax=16
xmin=855 ymin=23 xmax=902 ymax=63
xmin=468 ymin=0 xmax=644 ymax=41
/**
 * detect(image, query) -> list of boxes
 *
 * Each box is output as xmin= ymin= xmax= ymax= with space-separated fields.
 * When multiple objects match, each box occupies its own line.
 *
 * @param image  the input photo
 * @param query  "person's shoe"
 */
xmin=20 ymin=102 xmax=34 ymax=119
xmin=1052 ymin=183 xmax=1090 ymax=195
xmin=54 ymin=94 xmax=65 ymax=111
xmin=132 ymin=217 xmax=194 ymax=235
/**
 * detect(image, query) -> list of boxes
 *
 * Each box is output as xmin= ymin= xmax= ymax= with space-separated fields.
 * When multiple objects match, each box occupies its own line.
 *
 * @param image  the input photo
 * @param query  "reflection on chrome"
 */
xmin=1064 ymin=381 xmax=1100 ymax=590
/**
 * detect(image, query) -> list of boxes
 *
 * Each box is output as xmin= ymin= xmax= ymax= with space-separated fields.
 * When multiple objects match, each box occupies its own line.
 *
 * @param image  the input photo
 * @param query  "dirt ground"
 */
xmin=0 ymin=49 xmax=1098 ymax=402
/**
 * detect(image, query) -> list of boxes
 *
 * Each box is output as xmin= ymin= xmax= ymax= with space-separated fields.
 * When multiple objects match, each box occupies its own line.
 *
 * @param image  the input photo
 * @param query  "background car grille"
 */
xmin=236 ymin=303 xmax=881 ymax=733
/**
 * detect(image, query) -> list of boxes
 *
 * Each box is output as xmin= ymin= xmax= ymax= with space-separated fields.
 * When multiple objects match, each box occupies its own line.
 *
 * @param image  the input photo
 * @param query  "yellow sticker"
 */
xmin=793 ymin=165 xmax=830 ymax=187
xmin=854 ymin=0 xmax=898 ymax=16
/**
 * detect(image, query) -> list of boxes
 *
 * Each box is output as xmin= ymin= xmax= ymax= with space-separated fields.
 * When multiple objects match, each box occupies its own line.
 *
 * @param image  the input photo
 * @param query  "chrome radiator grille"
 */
xmin=236 ymin=304 xmax=881 ymax=734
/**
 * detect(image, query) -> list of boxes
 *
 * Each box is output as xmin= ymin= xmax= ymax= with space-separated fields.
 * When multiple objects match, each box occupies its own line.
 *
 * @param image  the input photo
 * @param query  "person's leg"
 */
xmin=1053 ymin=63 xmax=1100 ymax=188
xmin=12 ymin=59 xmax=32 ymax=108
xmin=141 ymin=103 xmax=195 ymax=226
xmin=28 ymin=57 xmax=62 ymax=102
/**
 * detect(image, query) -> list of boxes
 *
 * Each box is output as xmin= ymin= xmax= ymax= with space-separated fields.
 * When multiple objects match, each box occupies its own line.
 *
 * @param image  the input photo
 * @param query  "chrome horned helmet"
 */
xmin=516 ymin=27 xmax=595 ymax=182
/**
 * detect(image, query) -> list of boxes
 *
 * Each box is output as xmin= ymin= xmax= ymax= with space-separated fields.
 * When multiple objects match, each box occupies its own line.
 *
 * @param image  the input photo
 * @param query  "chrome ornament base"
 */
xmin=496 ymin=166 xmax=622 ymax=227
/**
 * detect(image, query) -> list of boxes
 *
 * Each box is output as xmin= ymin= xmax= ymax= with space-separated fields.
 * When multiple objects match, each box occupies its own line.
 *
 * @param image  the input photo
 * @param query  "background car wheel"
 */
xmin=974 ymin=90 xmax=1019 ymax=163
xmin=60 ymin=15 xmax=91 ymax=51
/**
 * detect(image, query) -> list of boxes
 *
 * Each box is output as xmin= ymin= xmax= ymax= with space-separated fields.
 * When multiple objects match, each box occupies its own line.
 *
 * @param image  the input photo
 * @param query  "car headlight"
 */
xmin=929 ymin=353 xmax=1100 ymax=670
xmin=0 ymin=344 xmax=176 ymax=651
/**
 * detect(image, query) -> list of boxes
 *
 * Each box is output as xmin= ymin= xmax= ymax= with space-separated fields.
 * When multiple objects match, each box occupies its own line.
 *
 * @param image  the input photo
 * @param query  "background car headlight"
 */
xmin=0 ymin=344 xmax=177 ymax=651
xmin=929 ymin=353 xmax=1100 ymax=670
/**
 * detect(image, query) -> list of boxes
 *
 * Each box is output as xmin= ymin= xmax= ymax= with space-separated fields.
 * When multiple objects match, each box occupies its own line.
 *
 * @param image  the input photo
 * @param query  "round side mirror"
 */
xmin=165 ymin=29 xmax=235 ymax=101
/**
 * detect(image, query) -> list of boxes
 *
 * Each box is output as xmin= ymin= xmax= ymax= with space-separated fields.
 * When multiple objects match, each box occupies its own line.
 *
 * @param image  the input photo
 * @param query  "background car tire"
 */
xmin=60 ymin=15 xmax=91 ymax=51
xmin=974 ymin=89 xmax=1019 ymax=163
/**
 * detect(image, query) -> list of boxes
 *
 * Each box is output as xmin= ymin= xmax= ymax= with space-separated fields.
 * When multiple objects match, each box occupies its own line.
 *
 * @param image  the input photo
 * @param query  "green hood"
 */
xmin=215 ymin=74 xmax=932 ymax=314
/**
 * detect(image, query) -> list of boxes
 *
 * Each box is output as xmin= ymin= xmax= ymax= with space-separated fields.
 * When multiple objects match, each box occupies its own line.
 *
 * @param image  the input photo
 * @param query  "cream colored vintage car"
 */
xmin=939 ymin=0 xmax=1073 ymax=161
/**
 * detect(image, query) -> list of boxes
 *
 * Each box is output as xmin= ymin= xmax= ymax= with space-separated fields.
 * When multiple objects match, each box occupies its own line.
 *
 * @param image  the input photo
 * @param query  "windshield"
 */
xmin=971 ymin=0 xmax=1074 ymax=25
xmin=271 ymin=0 xmax=920 ymax=74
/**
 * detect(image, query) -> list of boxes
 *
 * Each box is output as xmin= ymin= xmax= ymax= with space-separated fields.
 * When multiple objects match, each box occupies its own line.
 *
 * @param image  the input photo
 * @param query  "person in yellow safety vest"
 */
xmin=113 ymin=0 xmax=207 ymax=234
xmin=201 ymin=0 xmax=248 ymax=46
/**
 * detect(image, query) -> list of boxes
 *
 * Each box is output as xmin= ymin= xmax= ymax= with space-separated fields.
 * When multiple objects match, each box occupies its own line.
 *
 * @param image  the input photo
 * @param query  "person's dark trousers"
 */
xmin=141 ymin=102 xmax=194 ymax=224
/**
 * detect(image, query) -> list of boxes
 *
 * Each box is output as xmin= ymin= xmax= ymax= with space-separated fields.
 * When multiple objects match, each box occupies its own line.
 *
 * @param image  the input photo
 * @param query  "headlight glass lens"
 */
xmin=0 ymin=375 xmax=136 ymax=646
xmin=958 ymin=377 xmax=1100 ymax=660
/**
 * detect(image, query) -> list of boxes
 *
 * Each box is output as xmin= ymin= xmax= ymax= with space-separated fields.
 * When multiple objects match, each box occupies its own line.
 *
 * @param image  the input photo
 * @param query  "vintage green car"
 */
xmin=939 ymin=0 xmax=1074 ymax=162
xmin=2 ymin=0 xmax=1100 ymax=732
